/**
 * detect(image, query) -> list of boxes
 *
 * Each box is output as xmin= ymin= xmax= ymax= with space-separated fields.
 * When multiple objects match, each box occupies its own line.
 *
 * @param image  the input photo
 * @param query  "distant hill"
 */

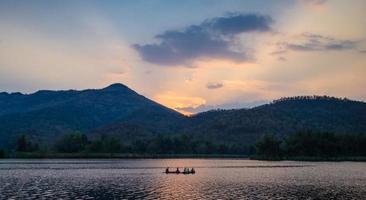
xmin=1 ymin=84 xmax=366 ymax=149
xmin=185 ymin=96 xmax=366 ymax=144
xmin=0 ymin=83 xmax=186 ymax=148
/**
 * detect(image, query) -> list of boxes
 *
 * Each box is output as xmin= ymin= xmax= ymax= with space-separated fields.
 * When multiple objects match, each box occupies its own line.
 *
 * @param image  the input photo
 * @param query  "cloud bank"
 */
xmin=206 ymin=82 xmax=224 ymax=89
xmin=134 ymin=13 xmax=273 ymax=66
xmin=176 ymin=100 xmax=268 ymax=114
xmin=302 ymin=0 xmax=327 ymax=5
xmin=274 ymin=33 xmax=358 ymax=54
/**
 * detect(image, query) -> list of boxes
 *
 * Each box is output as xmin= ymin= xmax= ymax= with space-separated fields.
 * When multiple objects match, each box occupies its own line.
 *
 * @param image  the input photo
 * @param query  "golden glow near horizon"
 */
xmin=0 ymin=0 xmax=365 ymax=114
xmin=153 ymin=93 xmax=206 ymax=115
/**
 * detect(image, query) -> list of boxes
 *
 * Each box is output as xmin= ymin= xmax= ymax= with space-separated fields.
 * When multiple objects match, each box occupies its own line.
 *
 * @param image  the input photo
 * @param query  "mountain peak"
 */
xmin=107 ymin=83 xmax=126 ymax=88
xmin=103 ymin=83 xmax=130 ymax=91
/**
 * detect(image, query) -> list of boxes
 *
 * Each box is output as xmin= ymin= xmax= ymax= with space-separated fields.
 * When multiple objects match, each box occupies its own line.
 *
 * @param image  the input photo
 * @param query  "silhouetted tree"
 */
xmin=0 ymin=149 xmax=5 ymax=158
xmin=255 ymin=133 xmax=282 ymax=159
xmin=88 ymin=140 xmax=104 ymax=153
xmin=55 ymin=132 xmax=89 ymax=153
xmin=16 ymin=135 xmax=28 ymax=152
xmin=104 ymin=137 xmax=121 ymax=154
xmin=86 ymin=135 xmax=123 ymax=154
xmin=132 ymin=140 xmax=148 ymax=153
xmin=16 ymin=135 xmax=38 ymax=152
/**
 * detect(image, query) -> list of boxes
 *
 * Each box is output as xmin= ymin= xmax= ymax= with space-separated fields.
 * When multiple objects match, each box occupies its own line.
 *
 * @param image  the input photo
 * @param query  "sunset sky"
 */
xmin=1 ymin=0 xmax=365 ymax=114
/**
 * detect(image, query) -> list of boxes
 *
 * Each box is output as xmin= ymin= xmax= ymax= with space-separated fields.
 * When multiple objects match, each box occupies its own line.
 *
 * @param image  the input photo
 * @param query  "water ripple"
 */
xmin=0 ymin=159 xmax=365 ymax=199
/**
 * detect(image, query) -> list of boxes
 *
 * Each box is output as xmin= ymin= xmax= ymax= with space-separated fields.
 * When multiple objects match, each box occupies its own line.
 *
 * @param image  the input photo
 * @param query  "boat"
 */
xmin=164 ymin=168 xmax=195 ymax=174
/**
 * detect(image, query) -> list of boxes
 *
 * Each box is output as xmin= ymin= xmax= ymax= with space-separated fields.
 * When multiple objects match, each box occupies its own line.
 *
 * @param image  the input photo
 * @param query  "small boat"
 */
xmin=164 ymin=168 xmax=195 ymax=174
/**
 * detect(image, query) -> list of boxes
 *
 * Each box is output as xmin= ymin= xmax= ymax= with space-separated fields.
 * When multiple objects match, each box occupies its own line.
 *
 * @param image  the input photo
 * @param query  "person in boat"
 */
xmin=165 ymin=167 xmax=169 ymax=173
xmin=183 ymin=167 xmax=189 ymax=174
xmin=175 ymin=168 xmax=180 ymax=173
xmin=190 ymin=168 xmax=195 ymax=174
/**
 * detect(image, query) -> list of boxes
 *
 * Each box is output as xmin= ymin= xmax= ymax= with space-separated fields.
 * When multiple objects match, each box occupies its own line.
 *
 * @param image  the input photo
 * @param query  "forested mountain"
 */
xmin=0 ymin=84 xmax=186 ymax=148
xmin=186 ymin=96 xmax=366 ymax=144
xmin=1 ymin=84 xmax=366 ymax=150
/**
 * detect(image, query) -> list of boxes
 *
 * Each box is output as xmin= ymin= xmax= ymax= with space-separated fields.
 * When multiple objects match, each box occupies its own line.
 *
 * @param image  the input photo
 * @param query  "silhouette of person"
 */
xmin=190 ymin=168 xmax=195 ymax=174
xmin=165 ymin=167 xmax=169 ymax=173
xmin=176 ymin=167 xmax=180 ymax=173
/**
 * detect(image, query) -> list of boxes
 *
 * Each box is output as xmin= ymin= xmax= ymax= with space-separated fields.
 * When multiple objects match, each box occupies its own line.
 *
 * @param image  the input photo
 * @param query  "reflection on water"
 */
xmin=0 ymin=159 xmax=365 ymax=199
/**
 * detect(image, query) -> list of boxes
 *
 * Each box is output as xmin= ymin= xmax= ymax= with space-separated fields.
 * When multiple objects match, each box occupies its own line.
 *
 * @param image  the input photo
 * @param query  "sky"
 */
xmin=0 ymin=0 xmax=365 ymax=115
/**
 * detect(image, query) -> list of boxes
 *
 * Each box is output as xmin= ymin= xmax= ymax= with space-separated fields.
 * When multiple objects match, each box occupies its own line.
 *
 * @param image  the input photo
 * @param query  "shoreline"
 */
xmin=1 ymin=153 xmax=366 ymax=161
xmin=251 ymin=156 xmax=366 ymax=162
xmin=4 ymin=153 xmax=250 ymax=159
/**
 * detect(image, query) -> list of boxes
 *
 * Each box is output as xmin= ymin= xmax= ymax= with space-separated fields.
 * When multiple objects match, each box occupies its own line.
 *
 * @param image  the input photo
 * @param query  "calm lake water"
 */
xmin=0 ymin=159 xmax=365 ymax=199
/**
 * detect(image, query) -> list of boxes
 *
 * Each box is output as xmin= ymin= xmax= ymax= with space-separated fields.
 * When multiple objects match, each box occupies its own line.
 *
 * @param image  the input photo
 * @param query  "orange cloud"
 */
xmin=153 ymin=92 xmax=206 ymax=115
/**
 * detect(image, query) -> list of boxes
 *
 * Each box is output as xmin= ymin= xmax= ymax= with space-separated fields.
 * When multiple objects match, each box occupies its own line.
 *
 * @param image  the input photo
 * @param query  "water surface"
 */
xmin=0 ymin=159 xmax=365 ymax=199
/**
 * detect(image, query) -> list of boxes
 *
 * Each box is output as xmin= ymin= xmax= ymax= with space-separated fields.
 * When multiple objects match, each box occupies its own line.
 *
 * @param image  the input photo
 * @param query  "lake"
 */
xmin=0 ymin=159 xmax=365 ymax=199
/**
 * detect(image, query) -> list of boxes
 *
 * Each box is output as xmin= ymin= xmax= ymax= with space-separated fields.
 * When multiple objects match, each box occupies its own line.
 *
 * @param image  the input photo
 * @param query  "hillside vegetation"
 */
xmin=0 ymin=84 xmax=366 ymax=158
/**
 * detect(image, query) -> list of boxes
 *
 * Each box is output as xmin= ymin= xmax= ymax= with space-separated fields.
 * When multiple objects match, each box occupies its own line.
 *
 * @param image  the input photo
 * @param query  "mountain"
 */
xmin=0 ymin=83 xmax=186 ymax=148
xmin=185 ymin=96 xmax=366 ymax=144
xmin=1 ymin=84 xmax=366 ymax=149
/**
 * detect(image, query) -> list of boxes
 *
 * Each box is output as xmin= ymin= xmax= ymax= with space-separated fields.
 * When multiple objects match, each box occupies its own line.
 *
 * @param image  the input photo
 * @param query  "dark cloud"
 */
xmin=275 ymin=33 xmax=358 ymax=53
xmin=206 ymin=82 xmax=224 ymax=89
xmin=133 ymin=13 xmax=273 ymax=66
xmin=270 ymin=49 xmax=287 ymax=55
xmin=203 ymin=14 xmax=272 ymax=35
xmin=302 ymin=0 xmax=327 ymax=5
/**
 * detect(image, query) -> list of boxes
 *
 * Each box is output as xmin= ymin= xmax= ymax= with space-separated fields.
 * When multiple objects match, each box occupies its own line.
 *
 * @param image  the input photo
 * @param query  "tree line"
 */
xmin=255 ymin=130 xmax=366 ymax=160
xmin=1 ymin=130 xmax=366 ymax=159
xmin=5 ymin=132 xmax=253 ymax=156
xmin=271 ymin=95 xmax=352 ymax=104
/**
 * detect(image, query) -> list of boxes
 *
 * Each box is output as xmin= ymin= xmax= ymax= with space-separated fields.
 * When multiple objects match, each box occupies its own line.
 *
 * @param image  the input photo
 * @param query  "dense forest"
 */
xmin=0 ymin=132 xmax=253 ymax=158
xmin=255 ymin=131 xmax=366 ymax=160
xmin=185 ymin=95 xmax=366 ymax=144
xmin=1 ymin=130 xmax=366 ymax=160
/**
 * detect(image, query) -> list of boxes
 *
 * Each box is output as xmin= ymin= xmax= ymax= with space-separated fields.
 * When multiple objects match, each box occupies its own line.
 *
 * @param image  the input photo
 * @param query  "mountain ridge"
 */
xmin=185 ymin=95 xmax=366 ymax=144
xmin=0 ymin=83 xmax=365 ymax=149
xmin=0 ymin=83 xmax=186 ymax=148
